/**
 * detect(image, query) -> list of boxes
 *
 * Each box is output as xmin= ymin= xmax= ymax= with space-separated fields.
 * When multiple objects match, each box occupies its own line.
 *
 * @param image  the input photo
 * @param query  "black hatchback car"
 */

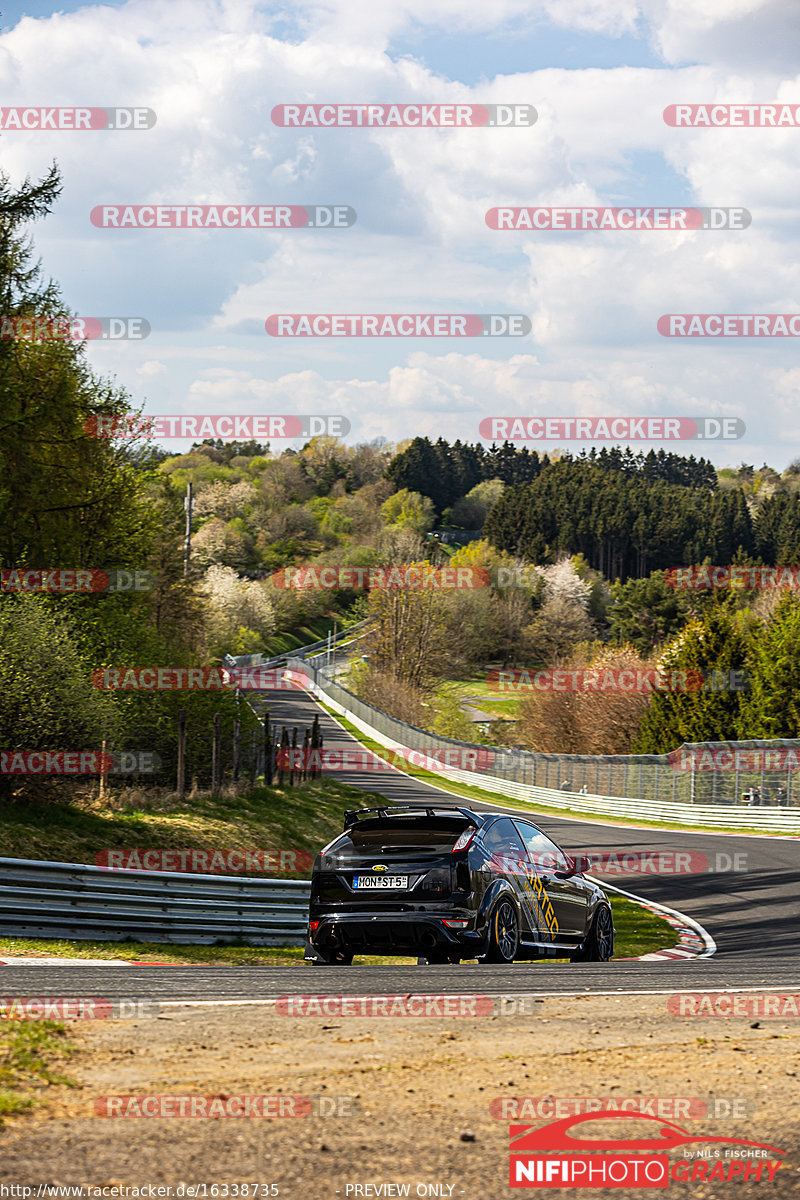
xmin=305 ymin=805 xmax=614 ymax=965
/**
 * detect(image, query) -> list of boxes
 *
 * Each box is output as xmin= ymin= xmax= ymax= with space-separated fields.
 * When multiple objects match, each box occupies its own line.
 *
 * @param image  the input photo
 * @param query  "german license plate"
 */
xmin=353 ymin=875 xmax=409 ymax=889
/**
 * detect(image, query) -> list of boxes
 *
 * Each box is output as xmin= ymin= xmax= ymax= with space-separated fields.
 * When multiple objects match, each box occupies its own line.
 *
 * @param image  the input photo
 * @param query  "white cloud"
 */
xmin=2 ymin=0 xmax=799 ymax=466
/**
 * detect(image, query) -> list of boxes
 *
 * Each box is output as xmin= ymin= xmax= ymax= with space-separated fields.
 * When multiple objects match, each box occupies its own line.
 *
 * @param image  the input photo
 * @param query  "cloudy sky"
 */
xmin=1 ymin=0 xmax=799 ymax=465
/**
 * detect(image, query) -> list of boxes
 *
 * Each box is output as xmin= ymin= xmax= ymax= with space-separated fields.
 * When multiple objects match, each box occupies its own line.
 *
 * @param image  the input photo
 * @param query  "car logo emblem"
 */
xmin=372 ymin=865 xmax=388 ymax=871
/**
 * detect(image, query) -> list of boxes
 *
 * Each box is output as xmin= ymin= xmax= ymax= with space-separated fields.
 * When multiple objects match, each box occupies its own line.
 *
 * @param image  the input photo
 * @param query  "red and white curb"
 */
xmin=633 ymin=906 xmax=709 ymax=960
xmin=591 ymin=878 xmax=716 ymax=961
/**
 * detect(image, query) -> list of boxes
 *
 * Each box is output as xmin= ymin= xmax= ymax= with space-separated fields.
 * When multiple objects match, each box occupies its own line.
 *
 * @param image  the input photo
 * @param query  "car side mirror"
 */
xmin=554 ymin=855 xmax=579 ymax=879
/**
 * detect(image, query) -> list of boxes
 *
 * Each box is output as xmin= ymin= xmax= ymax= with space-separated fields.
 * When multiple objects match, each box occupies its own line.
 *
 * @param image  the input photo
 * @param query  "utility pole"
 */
xmin=184 ymin=482 xmax=193 ymax=576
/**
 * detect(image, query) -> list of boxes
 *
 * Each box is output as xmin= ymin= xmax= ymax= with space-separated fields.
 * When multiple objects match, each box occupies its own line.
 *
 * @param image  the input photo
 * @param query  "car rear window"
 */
xmin=336 ymin=817 xmax=471 ymax=856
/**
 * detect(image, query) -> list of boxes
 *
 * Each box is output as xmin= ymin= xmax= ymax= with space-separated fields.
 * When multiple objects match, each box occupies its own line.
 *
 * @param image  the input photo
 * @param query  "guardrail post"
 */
xmin=212 ymin=712 xmax=222 ymax=797
xmin=250 ymin=729 xmax=258 ymax=788
xmin=177 ymin=709 xmax=186 ymax=799
xmin=302 ymin=729 xmax=310 ymax=781
xmin=311 ymin=714 xmax=321 ymax=780
xmin=99 ymin=738 xmax=108 ymax=802
xmin=278 ymin=727 xmax=288 ymax=787
xmin=232 ymin=694 xmax=240 ymax=785
xmin=264 ymin=714 xmax=272 ymax=786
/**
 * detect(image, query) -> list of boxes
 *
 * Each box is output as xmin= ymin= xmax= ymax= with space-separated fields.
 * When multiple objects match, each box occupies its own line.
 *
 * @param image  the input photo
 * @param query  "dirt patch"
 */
xmin=0 ymin=995 xmax=796 ymax=1198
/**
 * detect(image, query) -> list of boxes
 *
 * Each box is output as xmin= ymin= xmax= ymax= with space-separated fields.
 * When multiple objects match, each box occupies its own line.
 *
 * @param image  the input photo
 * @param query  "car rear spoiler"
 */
xmin=343 ymin=805 xmax=481 ymax=830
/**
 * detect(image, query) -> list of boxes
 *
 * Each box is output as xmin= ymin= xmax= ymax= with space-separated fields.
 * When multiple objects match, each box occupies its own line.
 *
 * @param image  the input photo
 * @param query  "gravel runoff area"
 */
xmin=0 ymin=991 xmax=797 ymax=1199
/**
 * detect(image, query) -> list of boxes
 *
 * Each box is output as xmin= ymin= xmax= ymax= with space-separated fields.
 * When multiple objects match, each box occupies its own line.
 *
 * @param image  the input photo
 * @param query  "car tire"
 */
xmin=570 ymin=905 xmax=614 ymax=962
xmin=484 ymin=897 xmax=520 ymax=963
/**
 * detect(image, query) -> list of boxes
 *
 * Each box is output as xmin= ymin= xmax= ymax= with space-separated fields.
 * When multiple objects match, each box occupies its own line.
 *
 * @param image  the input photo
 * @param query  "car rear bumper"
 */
xmin=309 ymin=912 xmax=483 ymax=955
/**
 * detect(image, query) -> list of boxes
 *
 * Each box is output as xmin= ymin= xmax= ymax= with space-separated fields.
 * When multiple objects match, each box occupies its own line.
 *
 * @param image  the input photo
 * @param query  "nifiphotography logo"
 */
xmin=508 ymin=1112 xmax=785 ymax=1188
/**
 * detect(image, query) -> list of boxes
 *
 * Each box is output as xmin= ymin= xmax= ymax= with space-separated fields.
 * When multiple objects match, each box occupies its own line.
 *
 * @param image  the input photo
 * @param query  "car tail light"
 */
xmin=309 ymin=919 xmax=320 ymax=932
xmin=443 ymin=919 xmax=469 ymax=928
xmin=451 ymin=828 xmax=476 ymax=853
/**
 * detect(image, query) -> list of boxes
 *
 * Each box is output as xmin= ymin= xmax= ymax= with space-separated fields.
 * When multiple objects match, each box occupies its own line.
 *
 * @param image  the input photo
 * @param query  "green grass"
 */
xmin=261 ymin=615 xmax=360 ymax=659
xmin=435 ymin=677 xmax=523 ymax=721
xmin=608 ymin=895 xmax=676 ymax=957
xmin=0 ymin=777 xmax=389 ymax=872
xmin=0 ymin=1020 xmax=75 ymax=1122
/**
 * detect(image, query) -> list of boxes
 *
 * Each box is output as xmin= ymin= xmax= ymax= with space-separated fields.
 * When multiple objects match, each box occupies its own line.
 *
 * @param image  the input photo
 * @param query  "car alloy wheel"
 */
xmin=486 ymin=897 xmax=519 ymax=963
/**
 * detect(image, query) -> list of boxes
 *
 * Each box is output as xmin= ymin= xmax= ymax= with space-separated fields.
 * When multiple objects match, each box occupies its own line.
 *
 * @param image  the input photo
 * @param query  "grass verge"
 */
xmin=0 ymin=777 xmax=389 ymax=872
xmin=0 ymin=1020 xmax=75 ymax=1122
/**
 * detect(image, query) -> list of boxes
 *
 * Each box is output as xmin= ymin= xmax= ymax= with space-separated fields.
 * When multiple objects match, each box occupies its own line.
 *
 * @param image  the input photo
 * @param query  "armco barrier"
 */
xmin=223 ymin=619 xmax=368 ymax=673
xmin=0 ymin=857 xmax=311 ymax=944
xmin=287 ymin=661 xmax=800 ymax=833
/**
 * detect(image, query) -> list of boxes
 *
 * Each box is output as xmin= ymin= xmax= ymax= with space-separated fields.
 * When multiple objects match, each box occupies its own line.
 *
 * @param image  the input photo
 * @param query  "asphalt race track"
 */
xmin=3 ymin=684 xmax=799 ymax=999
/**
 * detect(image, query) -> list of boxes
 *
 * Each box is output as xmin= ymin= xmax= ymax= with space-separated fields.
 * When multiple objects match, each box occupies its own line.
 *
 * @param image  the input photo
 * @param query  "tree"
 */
xmin=0 ymin=164 xmax=151 ymax=570
xmin=737 ymin=593 xmax=800 ymax=738
xmin=633 ymin=605 xmax=750 ymax=753
xmin=447 ymin=478 xmax=505 ymax=529
xmin=198 ymin=565 xmax=275 ymax=657
xmin=609 ymin=571 xmax=691 ymax=654
xmin=485 ymin=455 xmax=750 ymax=582
xmin=519 ymin=643 xmax=654 ymax=755
xmin=524 ymin=593 xmax=595 ymax=662
xmin=380 ymin=488 xmax=435 ymax=535
xmin=364 ymin=560 xmax=454 ymax=689
xmin=192 ymin=479 xmax=257 ymax=521
xmin=0 ymin=595 xmax=116 ymax=790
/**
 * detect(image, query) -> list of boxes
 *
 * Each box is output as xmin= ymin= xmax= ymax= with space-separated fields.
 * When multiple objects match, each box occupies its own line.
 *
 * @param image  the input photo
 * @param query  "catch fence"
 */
xmin=289 ymin=659 xmax=800 ymax=815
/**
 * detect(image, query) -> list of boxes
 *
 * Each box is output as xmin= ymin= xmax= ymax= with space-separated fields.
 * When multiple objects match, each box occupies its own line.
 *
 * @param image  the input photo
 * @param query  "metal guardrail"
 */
xmin=292 ymin=662 xmax=800 ymax=832
xmin=224 ymin=619 xmax=368 ymax=672
xmin=0 ymin=857 xmax=311 ymax=945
